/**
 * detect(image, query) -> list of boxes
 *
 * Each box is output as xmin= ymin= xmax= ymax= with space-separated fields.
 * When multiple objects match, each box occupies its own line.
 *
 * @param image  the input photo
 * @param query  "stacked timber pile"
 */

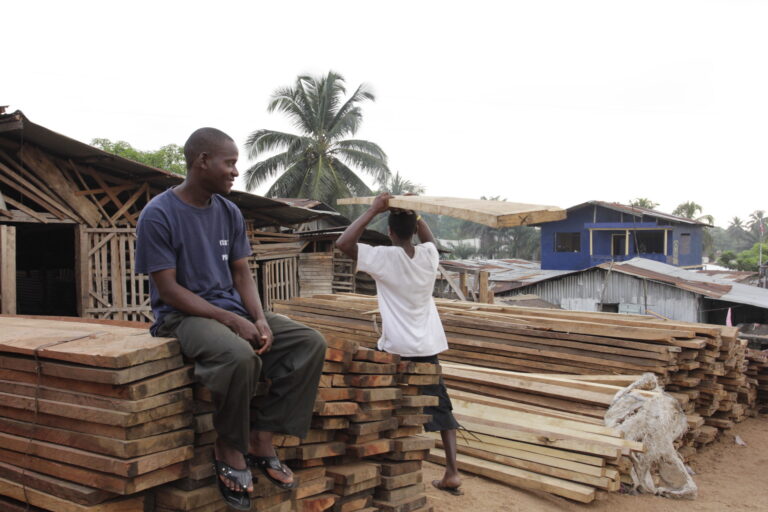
xmin=0 ymin=317 xmax=194 ymax=511
xmin=747 ymin=348 xmax=768 ymax=409
xmin=150 ymin=332 xmax=435 ymax=511
xmin=273 ymin=295 xmax=759 ymax=439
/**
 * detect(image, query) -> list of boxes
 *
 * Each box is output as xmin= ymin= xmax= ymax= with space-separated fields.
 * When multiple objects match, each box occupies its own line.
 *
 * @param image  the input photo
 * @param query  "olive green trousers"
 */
xmin=157 ymin=311 xmax=326 ymax=454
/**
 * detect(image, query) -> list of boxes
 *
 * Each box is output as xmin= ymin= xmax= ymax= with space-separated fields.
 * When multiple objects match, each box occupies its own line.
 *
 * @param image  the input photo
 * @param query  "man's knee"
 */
xmin=305 ymin=329 xmax=327 ymax=358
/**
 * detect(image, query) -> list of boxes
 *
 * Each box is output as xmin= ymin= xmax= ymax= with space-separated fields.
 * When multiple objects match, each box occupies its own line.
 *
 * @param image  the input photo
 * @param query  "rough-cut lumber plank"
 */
xmin=0 ymin=475 xmax=147 ymax=511
xmin=0 ymin=354 xmax=184 ymax=385
xmin=337 ymin=196 xmax=566 ymax=228
xmin=0 ymin=461 xmax=115 ymax=506
xmin=428 ymin=449 xmax=595 ymax=503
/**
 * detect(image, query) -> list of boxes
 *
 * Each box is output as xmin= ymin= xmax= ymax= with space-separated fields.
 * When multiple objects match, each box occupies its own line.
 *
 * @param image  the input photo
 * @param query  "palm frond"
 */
xmin=242 ymin=151 xmax=297 ymax=191
xmin=335 ymin=139 xmax=388 ymax=161
xmin=329 ymin=158 xmax=374 ymax=197
xmin=335 ymin=148 xmax=391 ymax=184
xmin=265 ymin=161 xmax=311 ymax=198
xmin=244 ymin=130 xmax=306 ymax=158
xmin=327 ymin=82 xmax=374 ymax=138
xmin=267 ymin=86 xmax=313 ymax=134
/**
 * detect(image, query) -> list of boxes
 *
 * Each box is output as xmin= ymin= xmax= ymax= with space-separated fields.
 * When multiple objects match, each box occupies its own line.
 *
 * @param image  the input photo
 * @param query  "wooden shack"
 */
xmin=0 ymin=110 xmax=333 ymax=321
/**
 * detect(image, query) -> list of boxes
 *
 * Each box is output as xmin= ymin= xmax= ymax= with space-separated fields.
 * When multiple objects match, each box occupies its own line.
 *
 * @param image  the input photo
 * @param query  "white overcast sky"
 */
xmin=4 ymin=0 xmax=767 ymax=228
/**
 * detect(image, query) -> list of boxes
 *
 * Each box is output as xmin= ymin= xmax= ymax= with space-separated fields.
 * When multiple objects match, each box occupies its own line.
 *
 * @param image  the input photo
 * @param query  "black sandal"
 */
xmin=213 ymin=459 xmax=253 ymax=510
xmin=246 ymin=454 xmax=297 ymax=489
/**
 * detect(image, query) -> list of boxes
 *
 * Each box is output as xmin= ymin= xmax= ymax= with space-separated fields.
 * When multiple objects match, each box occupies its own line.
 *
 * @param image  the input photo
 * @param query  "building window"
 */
xmin=680 ymin=233 xmax=691 ymax=255
xmin=635 ymin=231 xmax=665 ymax=254
xmin=555 ymin=232 xmax=581 ymax=252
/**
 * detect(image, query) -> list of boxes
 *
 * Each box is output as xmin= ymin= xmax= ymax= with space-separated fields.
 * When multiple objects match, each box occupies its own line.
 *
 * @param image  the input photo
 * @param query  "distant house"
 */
xmin=538 ymin=201 xmax=709 ymax=270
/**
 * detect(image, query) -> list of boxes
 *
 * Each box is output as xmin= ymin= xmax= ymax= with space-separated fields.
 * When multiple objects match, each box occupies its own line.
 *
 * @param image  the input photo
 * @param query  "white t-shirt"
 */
xmin=356 ymin=242 xmax=449 ymax=357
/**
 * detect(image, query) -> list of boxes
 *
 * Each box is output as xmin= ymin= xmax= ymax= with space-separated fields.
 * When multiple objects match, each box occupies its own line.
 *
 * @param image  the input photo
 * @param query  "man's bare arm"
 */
xmin=230 ymin=257 xmax=273 ymax=354
xmin=416 ymin=216 xmax=436 ymax=246
xmin=151 ymin=268 xmax=262 ymax=345
xmin=336 ymin=192 xmax=392 ymax=260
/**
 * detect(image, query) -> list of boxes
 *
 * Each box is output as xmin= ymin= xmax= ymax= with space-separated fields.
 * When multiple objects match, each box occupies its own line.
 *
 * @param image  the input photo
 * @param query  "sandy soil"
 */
xmin=422 ymin=414 xmax=768 ymax=512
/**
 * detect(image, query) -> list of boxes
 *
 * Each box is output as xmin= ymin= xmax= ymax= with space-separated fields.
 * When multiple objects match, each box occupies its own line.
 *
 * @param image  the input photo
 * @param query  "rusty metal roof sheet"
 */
xmin=439 ymin=259 xmax=575 ymax=290
xmin=599 ymin=258 xmax=768 ymax=308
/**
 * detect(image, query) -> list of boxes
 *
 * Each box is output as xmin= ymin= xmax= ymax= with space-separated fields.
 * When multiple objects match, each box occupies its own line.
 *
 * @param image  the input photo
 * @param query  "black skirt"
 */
xmin=400 ymin=354 xmax=461 ymax=432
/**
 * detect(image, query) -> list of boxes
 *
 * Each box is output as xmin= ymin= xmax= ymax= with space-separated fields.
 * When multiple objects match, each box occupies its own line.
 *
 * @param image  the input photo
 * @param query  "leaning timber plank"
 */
xmin=0 ymin=461 xmax=115 ymax=506
xmin=0 ymin=431 xmax=193 ymax=477
xmin=0 ymin=416 xmax=193 ymax=458
xmin=456 ymin=419 xmax=620 ymax=459
xmin=0 ymin=365 xmax=194 ymax=400
xmin=337 ymin=196 xmax=565 ymax=228
xmin=444 ymin=380 xmax=606 ymax=418
xmin=20 ymin=145 xmax=102 ymax=227
xmin=456 ymin=414 xmax=641 ymax=454
xmin=0 ymin=475 xmax=147 ymax=511
xmin=451 ymin=398 xmax=620 ymax=437
xmin=0 ymin=406 xmax=191 ymax=440
xmin=441 ymin=430 xmax=606 ymax=467
xmin=429 ymin=448 xmax=594 ymax=503
xmin=0 ymin=354 xmax=184 ymax=384
xmin=0 ymin=381 xmax=191 ymax=413
xmin=448 ymin=389 xmax=604 ymax=425
xmin=443 ymin=442 xmax=615 ymax=489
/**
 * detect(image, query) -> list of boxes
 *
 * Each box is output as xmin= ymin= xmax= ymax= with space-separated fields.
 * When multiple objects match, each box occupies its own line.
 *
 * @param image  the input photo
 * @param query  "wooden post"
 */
xmin=459 ymin=272 xmax=468 ymax=298
xmin=75 ymin=225 xmax=89 ymax=317
xmin=0 ymin=225 xmax=16 ymax=314
xmin=478 ymin=271 xmax=491 ymax=304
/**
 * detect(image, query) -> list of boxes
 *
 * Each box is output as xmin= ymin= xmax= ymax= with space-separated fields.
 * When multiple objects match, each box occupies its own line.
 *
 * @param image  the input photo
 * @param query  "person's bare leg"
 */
xmin=214 ymin=437 xmax=253 ymax=493
xmin=249 ymin=430 xmax=294 ymax=485
xmin=437 ymin=429 xmax=462 ymax=490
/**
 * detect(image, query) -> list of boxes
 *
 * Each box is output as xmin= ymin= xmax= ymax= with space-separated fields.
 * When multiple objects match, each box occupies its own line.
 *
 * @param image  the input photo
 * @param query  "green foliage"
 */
xmin=717 ymin=250 xmax=737 ymax=269
xmin=377 ymin=172 xmax=425 ymax=195
xmin=243 ymin=71 xmax=390 ymax=206
xmin=732 ymin=243 xmax=768 ymax=271
xmin=91 ymin=138 xmax=186 ymax=175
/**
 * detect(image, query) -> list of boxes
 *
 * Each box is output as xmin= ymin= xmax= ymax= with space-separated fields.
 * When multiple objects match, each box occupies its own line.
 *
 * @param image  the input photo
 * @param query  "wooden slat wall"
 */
xmin=0 ymin=225 xmax=16 ymax=314
xmin=299 ymin=253 xmax=334 ymax=297
xmin=262 ymin=257 xmax=298 ymax=311
xmin=82 ymin=228 xmax=152 ymax=322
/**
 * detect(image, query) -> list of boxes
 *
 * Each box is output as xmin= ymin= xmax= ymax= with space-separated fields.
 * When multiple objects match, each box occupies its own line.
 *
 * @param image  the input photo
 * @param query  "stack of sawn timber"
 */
xmin=273 ymin=295 xmax=759 ymax=435
xmin=0 ymin=317 xmax=194 ymax=512
xmin=150 ymin=330 xmax=437 ymax=511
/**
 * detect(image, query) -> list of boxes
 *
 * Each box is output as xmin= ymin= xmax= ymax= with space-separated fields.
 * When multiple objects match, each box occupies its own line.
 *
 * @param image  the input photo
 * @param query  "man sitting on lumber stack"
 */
xmin=136 ymin=128 xmax=326 ymax=510
xmin=337 ymin=192 xmax=463 ymax=496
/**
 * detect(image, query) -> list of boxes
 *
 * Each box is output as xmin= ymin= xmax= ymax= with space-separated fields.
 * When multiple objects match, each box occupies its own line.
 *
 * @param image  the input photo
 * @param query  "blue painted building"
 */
xmin=538 ymin=201 xmax=709 ymax=270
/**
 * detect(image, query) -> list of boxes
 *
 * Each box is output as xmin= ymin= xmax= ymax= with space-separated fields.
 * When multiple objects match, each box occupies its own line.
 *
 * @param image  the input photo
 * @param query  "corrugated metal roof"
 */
xmin=695 ymin=269 xmax=757 ymax=284
xmin=0 ymin=111 xmax=334 ymax=228
xmin=566 ymin=200 xmax=710 ymax=226
xmin=440 ymin=259 xmax=575 ymax=289
xmin=599 ymin=258 xmax=768 ymax=309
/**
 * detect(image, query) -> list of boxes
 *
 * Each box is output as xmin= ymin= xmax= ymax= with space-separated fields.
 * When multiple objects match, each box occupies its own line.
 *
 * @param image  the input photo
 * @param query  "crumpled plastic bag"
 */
xmin=604 ymin=373 xmax=698 ymax=499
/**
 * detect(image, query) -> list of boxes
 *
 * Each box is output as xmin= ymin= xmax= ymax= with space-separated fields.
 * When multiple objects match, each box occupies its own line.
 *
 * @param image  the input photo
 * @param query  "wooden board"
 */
xmin=336 ymin=196 xmax=565 ymax=228
xmin=0 ymin=475 xmax=147 ymax=511
xmin=0 ymin=317 xmax=175 ymax=368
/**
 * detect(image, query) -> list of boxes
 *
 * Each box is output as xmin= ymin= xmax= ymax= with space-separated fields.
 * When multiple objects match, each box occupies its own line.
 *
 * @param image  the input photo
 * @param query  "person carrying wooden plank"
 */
xmin=135 ymin=128 xmax=326 ymax=510
xmin=336 ymin=192 xmax=464 ymax=496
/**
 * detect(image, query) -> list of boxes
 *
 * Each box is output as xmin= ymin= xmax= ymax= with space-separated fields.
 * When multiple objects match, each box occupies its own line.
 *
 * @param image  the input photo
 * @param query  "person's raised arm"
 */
xmin=416 ymin=215 xmax=436 ymax=247
xmin=336 ymin=192 xmax=392 ymax=260
xmin=151 ymin=268 xmax=263 ymax=348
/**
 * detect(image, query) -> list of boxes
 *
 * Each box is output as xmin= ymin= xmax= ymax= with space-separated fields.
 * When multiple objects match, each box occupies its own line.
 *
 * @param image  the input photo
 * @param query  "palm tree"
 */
xmin=629 ymin=198 xmax=659 ymax=209
xmin=243 ymin=72 xmax=391 ymax=205
xmin=672 ymin=201 xmax=714 ymax=224
xmin=377 ymin=172 xmax=425 ymax=195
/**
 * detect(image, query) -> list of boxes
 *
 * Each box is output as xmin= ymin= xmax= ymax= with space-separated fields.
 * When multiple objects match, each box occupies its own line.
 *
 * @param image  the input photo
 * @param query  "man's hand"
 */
xmin=254 ymin=318 xmax=274 ymax=355
xmin=223 ymin=313 xmax=263 ymax=347
xmin=371 ymin=192 xmax=392 ymax=214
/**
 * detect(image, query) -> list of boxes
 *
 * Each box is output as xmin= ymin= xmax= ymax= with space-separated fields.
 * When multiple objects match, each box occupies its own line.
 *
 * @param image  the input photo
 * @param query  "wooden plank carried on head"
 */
xmin=337 ymin=196 xmax=566 ymax=228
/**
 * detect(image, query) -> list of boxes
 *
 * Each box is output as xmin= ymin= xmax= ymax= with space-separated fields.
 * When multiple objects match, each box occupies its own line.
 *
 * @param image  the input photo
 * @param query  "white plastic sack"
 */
xmin=604 ymin=373 xmax=698 ymax=499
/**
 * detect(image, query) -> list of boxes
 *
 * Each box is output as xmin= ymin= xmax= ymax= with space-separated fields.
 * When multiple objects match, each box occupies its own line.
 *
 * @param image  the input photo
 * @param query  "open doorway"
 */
xmin=15 ymin=223 xmax=77 ymax=316
xmin=611 ymin=234 xmax=626 ymax=257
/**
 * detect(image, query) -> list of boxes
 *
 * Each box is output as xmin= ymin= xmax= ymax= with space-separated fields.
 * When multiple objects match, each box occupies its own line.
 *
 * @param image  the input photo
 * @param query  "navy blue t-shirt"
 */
xmin=135 ymin=188 xmax=253 ymax=334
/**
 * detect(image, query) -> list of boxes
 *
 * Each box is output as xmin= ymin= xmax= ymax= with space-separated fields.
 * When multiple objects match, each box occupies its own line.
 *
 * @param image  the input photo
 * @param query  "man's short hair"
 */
xmin=388 ymin=210 xmax=418 ymax=240
xmin=183 ymin=128 xmax=234 ymax=169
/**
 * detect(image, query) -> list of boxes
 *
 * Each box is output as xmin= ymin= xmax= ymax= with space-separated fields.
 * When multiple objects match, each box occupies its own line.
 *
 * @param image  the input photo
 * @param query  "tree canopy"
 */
xmin=91 ymin=138 xmax=186 ymax=175
xmin=243 ymin=71 xmax=390 ymax=206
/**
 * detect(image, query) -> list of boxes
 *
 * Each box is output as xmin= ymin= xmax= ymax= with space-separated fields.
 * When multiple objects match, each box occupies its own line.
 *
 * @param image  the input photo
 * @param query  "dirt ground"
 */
xmin=422 ymin=414 xmax=768 ymax=511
